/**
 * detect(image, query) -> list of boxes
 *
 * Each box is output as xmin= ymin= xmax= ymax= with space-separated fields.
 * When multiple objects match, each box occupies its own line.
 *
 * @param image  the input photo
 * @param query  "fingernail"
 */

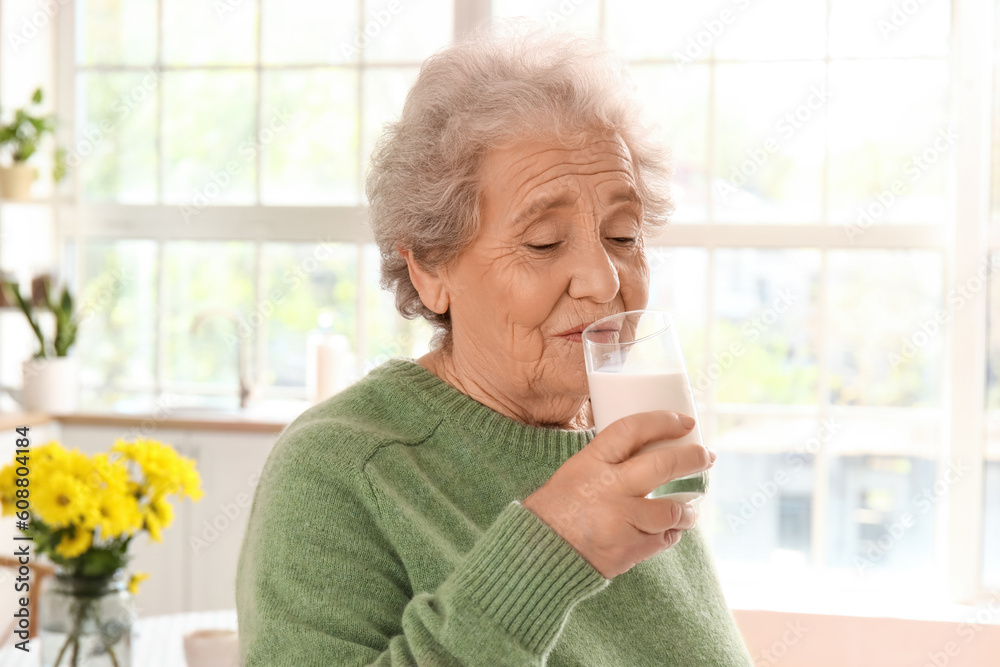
xmin=682 ymin=504 xmax=696 ymax=523
xmin=679 ymin=414 xmax=695 ymax=429
xmin=708 ymin=448 xmax=717 ymax=463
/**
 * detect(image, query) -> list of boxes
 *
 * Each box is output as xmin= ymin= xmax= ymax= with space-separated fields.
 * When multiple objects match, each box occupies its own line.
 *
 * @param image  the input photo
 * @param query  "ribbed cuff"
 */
xmin=442 ymin=500 xmax=609 ymax=655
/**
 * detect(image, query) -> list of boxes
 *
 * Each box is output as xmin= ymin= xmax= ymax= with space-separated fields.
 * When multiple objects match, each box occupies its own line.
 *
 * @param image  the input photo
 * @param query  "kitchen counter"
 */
xmin=0 ymin=400 xmax=310 ymax=434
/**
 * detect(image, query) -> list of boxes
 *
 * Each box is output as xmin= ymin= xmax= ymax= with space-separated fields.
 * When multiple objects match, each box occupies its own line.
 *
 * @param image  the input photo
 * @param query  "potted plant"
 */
xmin=0 ymin=87 xmax=57 ymax=200
xmin=2 ymin=275 xmax=81 ymax=414
xmin=0 ymin=438 xmax=203 ymax=666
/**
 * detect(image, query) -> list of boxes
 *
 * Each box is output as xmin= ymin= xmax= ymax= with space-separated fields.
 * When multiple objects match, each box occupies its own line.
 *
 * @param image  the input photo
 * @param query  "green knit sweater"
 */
xmin=236 ymin=358 xmax=753 ymax=666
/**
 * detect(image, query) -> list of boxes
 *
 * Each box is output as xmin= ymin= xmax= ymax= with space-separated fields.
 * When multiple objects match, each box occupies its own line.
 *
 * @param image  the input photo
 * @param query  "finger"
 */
xmin=590 ymin=410 xmax=697 ymax=464
xmin=624 ymin=496 xmax=698 ymax=534
xmin=616 ymin=442 xmax=713 ymax=497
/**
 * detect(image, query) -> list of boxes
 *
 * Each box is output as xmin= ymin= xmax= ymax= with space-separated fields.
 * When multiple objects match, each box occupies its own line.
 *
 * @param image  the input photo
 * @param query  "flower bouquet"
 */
xmin=0 ymin=439 xmax=203 ymax=667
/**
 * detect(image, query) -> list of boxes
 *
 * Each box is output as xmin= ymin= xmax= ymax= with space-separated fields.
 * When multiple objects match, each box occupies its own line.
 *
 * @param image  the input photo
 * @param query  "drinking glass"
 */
xmin=582 ymin=309 xmax=709 ymax=503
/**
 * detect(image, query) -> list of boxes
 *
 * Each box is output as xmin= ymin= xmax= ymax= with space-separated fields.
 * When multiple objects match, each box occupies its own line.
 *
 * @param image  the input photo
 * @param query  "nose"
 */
xmin=567 ymin=239 xmax=620 ymax=303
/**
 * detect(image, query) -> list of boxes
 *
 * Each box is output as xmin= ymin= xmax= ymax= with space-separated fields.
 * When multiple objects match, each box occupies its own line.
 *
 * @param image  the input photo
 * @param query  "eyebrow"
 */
xmin=509 ymin=187 xmax=642 ymax=230
xmin=509 ymin=194 xmax=576 ymax=230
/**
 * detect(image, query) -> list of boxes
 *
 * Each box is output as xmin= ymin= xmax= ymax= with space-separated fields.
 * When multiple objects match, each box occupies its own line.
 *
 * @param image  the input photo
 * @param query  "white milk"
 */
xmin=587 ymin=371 xmax=701 ymax=446
xmin=588 ymin=371 xmax=706 ymax=503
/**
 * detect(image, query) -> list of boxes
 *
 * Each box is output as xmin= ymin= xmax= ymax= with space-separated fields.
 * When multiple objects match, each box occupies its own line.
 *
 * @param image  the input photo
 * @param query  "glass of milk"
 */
xmin=582 ymin=310 xmax=708 ymax=504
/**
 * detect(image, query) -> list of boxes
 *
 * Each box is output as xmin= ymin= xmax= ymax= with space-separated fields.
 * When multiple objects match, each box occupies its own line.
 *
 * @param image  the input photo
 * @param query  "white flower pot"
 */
xmin=0 ymin=164 xmax=36 ymax=201
xmin=20 ymin=356 xmax=79 ymax=414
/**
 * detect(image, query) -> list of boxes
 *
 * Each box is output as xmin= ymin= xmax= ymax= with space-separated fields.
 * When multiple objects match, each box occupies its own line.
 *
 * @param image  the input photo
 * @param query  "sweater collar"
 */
xmin=381 ymin=358 xmax=594 ymax=463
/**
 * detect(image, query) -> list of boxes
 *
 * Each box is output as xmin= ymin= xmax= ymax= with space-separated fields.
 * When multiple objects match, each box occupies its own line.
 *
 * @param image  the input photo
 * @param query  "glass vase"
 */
xmin=39 ymin=571 xmax=133 ymax=667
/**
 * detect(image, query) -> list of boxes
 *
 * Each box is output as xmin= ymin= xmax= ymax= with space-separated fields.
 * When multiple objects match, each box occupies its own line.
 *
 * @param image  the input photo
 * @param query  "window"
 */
xmin=1 ymin=0 xmax=988 ymax=610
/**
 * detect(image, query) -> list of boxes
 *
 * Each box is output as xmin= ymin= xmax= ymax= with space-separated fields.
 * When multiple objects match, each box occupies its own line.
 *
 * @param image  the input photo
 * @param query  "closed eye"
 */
xmin=526 ymin=242 xmax=561 ymax=251
xmin=609 ymin=237 xmax=638 ymax=246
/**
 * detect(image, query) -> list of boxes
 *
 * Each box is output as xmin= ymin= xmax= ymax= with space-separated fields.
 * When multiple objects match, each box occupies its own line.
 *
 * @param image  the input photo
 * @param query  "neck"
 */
xmin=417 ymin=348 xmax=593 ymax=430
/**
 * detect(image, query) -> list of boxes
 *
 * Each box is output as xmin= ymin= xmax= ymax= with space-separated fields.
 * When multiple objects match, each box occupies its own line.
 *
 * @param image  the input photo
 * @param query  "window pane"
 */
xmin=164 ymin=242 xmax=255 ymax=388
xmin=261 ymin=69 xmax=358 ymax=205
xmin=361 ymin=67 xmax=419 ymax=200
xmin=605 ymin=1 xmax=726 ymax=61
xmin=631 ymin=64 xmax=710 ymax=223
xmin=712 ymin=249 xmax=821 ymax=404
xmin=76 ymin=240 xmax=158 ymax=397
xmin=362 ymin=245 xmax=434 ymax=370
xmin=827 ymin=447 xmax=939 ymax=575
xmin=828 ymin=60 xmax=951 ymax=226
xmin=989 ymin=253 xmax=1000 ymax=410
xmin=163 ymin=72 xmax=256 ymax=205
xmin=0 ymin=204 xmax=54 ymax=277
xmin=829 ymin=0 xmax=951 ymax=58
xmin=828 ymin=250 xmax=943 ymax=407
xmin=262 ymin=0 xmax=358 ymax=65
xmin=261 ymin=243 xmax=358 ymax=390
xmin=78 ymin=72 xmax=158 ymax=203
xmin=713 ymin=0 xmax=826 ymax=61
xmin=491 ymin=0 xmax=599 ymax=35
xmin=77 ymin=0 xmax=156 ymax=66
xmin=646 ymin=247 xmax=708 ymax=378
xmin=713 ymin=63 xmax=827 ymax=223
xmin=162 ymin=0 xmax=257 ymax=65
xmin=986 ymin=418 xmax=1000 ymax=587
xmin=708 ymin=416 xmax=819 ymax=566
xmin=362 ymin=0 xmax=453 ymax=63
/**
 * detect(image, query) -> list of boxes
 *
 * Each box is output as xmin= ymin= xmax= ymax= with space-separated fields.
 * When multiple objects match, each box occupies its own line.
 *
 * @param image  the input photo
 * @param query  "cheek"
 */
xmin=503 ymin=261 xmax=568 ymax=327
xmin=619 ymin=252 xmax=650 ymax=310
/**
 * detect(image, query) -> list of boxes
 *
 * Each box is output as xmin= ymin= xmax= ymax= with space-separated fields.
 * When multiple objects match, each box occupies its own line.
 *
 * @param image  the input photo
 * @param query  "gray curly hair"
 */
xmin=365 ymin=21 xmax=674 ymax=347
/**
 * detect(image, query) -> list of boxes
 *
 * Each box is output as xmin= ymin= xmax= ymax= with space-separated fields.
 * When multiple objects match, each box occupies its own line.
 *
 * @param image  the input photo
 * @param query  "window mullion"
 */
xmin=947 ymin=0 xmax=992 ymax=604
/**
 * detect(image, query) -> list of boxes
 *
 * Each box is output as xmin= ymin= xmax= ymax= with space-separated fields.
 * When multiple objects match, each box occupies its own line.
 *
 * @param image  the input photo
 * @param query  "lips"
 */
xmin=555 ymin=318 xmax=620 ymax=343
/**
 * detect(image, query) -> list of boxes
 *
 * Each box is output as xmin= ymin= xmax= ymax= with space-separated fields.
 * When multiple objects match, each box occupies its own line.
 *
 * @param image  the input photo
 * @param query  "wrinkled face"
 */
xmin=440 ymin=132 xmax=651 ymax=408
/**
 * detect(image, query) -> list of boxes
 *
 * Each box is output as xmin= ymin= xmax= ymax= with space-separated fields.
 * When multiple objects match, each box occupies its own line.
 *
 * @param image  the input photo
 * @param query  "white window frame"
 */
xmin=52 ymin=0 xmax=997 ymax=608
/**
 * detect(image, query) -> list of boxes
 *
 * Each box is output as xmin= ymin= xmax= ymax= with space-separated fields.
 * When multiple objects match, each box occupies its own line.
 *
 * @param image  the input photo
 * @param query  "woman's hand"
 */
xmin=521 ymin=411 xmax=715 ymax=579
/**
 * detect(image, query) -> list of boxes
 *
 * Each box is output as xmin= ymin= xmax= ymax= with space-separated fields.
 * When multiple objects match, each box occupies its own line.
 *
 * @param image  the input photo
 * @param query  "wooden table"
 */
xmin=0 ymin=609 xmax=237 ymax=666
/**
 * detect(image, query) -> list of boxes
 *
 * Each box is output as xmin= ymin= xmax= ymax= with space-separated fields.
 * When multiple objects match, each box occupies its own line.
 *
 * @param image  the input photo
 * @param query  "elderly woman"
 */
xmin=236 ymin=25 xmax=753 ymax=666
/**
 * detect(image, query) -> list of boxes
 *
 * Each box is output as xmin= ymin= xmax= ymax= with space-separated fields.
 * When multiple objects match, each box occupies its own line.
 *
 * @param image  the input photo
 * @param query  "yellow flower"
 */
xmin=0 ymin=464 xmax=18 ymax=516
xmin=88 ymin=452 xmax=131 ymax=491
xmin=33 ymin=441 xmax=69 ymax=465
xmin=127 ymin=572 xmax=150 ymax=595
xmin=113 ymin=439 xmax=183 ymax=497
xmin=32 ymin=472 xmax=95 ymax=528
xmin=142 ymin=494 xmax=175 ymax=542
xmin=55 ymin=526 xmax=93 ymax=559
xmin=88 ymin=486 xmax=144 ymax=540
xmin=176 ymin=456 xmax=204 ymax=501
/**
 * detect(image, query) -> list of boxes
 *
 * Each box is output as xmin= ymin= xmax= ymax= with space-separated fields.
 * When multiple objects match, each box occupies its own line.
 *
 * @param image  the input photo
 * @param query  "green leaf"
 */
xmin=30 ymin=88 xmax=42 ymax=105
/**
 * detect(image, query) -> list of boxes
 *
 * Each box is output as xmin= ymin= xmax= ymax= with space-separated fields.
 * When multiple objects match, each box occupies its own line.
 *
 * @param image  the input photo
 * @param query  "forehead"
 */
xmin=480 ymin=133 xmax=637 ymax=203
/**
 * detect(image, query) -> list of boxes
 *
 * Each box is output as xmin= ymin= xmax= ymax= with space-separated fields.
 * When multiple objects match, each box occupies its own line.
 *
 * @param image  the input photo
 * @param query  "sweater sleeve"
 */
xmin=235 ymin=428 xmax=609 ymax=667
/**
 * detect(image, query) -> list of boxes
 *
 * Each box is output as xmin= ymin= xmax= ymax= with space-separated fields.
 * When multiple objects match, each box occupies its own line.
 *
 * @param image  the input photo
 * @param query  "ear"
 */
xmin=398 ymin=247 xmax=450 ymax=315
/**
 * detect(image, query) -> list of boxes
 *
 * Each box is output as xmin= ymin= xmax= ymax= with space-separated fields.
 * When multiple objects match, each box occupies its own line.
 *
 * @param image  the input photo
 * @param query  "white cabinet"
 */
xmin=57 ymin=424 xmax=278 ymax=616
